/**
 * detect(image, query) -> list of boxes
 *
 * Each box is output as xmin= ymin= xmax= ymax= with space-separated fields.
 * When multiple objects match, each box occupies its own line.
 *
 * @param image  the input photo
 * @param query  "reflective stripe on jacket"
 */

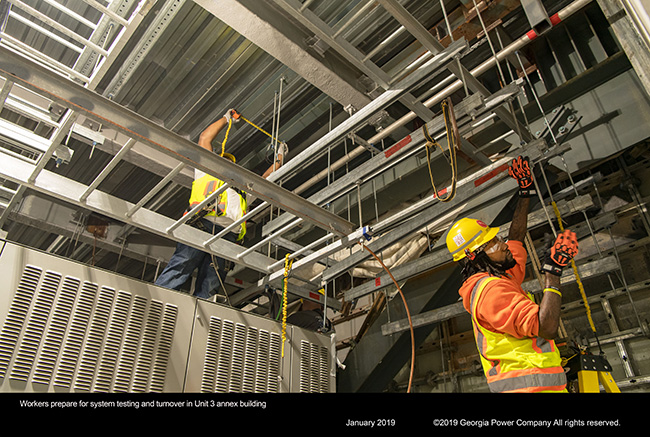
xmin=189 ymin=173 xmax=247 ymax=241
xmin=469 ymin=276 xmax=567 ymax=393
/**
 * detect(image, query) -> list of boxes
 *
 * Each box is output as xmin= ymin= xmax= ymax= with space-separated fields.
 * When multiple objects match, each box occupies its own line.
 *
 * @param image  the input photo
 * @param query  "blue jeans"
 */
xmin=155 ymin=218 xmax=236 ymax=299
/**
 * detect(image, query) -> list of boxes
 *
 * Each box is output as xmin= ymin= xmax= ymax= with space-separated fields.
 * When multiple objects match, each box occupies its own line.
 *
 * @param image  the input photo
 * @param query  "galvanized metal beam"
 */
xmin=348 ymin=194 xmax=595 ymax=303
xmin=0 ymin=149 xmax=275 ymax=273
xmin=262 ymin=80 xmax=523 ymax=237
xmin=322 ymin=136 xmax=551 ymax=284
xmin=263 ymin=37 xmax=469 ymax=184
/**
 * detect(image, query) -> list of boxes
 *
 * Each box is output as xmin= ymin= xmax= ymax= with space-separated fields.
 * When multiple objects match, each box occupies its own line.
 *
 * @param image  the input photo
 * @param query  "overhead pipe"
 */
xmin=291 ymin=0 xmax=593 ymax=195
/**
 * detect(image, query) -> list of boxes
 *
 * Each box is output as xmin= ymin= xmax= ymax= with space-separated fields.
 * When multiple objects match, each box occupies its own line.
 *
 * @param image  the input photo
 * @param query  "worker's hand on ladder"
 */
xmin=540 ymin=229 xmax=579 ymax=276
xmin=508 ymin=155 xmax=536 ymax=198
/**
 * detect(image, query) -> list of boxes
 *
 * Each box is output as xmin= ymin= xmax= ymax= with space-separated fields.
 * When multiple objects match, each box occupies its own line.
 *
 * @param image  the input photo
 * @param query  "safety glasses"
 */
xmin=483 ymin=236 xmax=506 ymax=255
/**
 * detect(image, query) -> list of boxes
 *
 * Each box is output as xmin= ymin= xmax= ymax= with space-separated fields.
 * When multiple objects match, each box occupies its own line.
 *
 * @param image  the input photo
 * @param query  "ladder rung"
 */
xmin=166 ymin=185 xmax=228 ymax=234
xmin=126 ymin=162 xmax=186 ymax=218
xmin=203 ymin=201 xmax=269 ymax=246
xmin=79 ymin=138 xmax=136 ymax=202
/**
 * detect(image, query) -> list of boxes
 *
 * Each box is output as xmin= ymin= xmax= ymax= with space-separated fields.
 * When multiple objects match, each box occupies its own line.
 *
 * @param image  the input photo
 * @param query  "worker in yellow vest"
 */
xmin=155 ymin=109 xmax=287 ymax=300
xmin=446 ymin=156 xmax=579 ymax=392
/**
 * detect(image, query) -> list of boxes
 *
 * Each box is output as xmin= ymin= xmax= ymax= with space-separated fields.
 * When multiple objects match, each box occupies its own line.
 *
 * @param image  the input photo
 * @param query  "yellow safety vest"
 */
xmin=188 ymin=173 xmax=247 ymax=241
xmin=469 ymin=276 xmax=567 ymax=393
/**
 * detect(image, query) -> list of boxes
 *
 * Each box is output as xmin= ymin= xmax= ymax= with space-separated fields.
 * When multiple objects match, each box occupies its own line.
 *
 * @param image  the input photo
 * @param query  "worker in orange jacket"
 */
xmin=446 ymin=156 xmax=579 ymax=392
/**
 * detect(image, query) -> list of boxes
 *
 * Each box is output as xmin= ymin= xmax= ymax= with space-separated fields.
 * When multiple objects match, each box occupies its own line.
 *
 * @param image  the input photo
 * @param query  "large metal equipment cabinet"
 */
xmin=0 ymin=240 xmax=335 ymax=393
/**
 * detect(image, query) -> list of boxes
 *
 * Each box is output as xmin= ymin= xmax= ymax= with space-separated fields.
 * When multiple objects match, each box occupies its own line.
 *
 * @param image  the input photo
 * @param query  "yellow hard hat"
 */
xmin=221 ymin=152 xmax=236 ymax=163
xmin=446 ymin=218 xmax=500 ymax=261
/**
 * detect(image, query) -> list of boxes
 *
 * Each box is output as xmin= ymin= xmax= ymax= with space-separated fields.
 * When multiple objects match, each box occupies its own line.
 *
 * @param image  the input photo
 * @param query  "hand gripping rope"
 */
xmin=221 ymin=110 xmax=286 ymax=158
xmin=550 ymin=202 xmax=597 ymax=335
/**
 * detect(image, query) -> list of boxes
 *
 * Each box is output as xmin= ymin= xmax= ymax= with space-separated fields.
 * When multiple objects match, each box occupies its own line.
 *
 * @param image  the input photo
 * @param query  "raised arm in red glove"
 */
xmin=509 ymin=155 xmax=536 ymax=198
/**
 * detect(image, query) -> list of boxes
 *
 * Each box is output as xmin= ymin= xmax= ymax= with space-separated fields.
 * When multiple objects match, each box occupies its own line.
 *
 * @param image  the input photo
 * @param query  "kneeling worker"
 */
xmin=445 ymin=156 xmax=578 ymax=393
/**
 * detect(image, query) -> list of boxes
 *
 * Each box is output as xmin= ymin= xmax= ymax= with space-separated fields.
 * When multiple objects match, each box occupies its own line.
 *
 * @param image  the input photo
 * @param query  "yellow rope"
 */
xmin=220 ymin=113 xmax=284 ymax=158
xmin=423 ymin=100 xmax=457 ymax=202
xmin=551 ymin=201 xmax=597 ymax=333
xmin=220 ymin=118 xmax=233 ymax=157
xmin=281 ymin=253 xmax=293 ymax=358
xmin=239 ymin=115 xmax=281 ymax=143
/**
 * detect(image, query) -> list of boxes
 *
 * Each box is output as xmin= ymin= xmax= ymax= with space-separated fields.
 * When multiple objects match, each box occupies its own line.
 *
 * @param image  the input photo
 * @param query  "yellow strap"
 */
xmin=240 ymin=115 xmax=281 ymax=143
xmin=543 ymin=287 xmax=563 ymax=297
xmin=551 ymin=201 xmax=596 ymax=333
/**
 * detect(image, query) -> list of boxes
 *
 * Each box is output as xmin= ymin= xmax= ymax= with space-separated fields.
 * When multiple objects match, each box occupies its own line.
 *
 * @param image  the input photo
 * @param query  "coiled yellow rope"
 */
xmin=220 ymin=118 xmax=233 ymax=157
xmin=281 ymin=253 xmax=293 ymax=358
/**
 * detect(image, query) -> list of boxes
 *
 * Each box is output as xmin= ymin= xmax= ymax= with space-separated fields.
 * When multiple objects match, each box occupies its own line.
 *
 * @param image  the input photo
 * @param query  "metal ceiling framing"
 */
xmin=0 ymin=0 xmax=541 ymax=303
xmin=0 ymin=0 xmax=482 ymax=303
xmin=0 ymin=0 xmax=614 ymax=299
xmin=1 ymin=0 xmax=650 ymax=393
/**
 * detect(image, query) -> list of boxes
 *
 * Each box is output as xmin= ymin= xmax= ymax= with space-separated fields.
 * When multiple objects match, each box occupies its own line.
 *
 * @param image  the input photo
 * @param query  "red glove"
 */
xmin=540 ymin=229 xmax=579 ymax=276
xmin=509 ymin=156 xmax=536 ymax=198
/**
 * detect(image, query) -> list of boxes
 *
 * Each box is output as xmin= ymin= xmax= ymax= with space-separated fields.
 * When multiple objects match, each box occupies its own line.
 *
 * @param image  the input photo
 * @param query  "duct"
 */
xmin=350 ymin=233 xmax=430 ymax=279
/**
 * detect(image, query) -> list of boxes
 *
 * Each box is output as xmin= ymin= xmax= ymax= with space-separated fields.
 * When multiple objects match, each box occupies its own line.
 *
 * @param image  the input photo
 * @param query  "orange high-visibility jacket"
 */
xmin=458 ymin=240 xmax=567 ymax=393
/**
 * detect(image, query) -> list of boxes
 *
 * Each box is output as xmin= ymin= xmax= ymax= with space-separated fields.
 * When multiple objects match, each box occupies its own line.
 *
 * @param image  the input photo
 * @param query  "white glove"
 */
xmin=223 ymin=108 xmax=239 ymax=123
xmin=277 ymin=142 xmax=288 ymax=156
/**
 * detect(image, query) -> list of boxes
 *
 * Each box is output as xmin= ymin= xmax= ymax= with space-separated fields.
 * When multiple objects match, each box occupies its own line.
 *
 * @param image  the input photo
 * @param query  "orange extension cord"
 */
xmin=361 ymin=243 xmax=416 ymax=393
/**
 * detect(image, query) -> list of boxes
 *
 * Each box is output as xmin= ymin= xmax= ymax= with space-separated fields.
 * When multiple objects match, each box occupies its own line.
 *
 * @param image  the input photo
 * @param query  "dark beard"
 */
xmin=461 ymin=252 xmax=517 ymax=281
xmin=494 ymin=256 xmax=517 ymax=271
